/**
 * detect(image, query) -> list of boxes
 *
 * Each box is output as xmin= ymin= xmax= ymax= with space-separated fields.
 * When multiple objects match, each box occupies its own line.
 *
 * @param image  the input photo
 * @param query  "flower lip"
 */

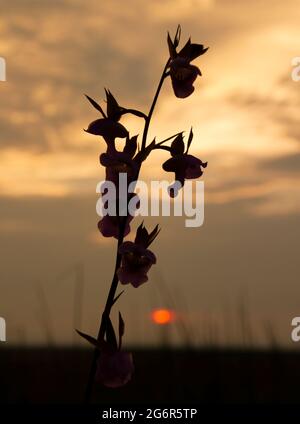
xmin=167 ymin=31 xmax=208 ymax=98
xmin=98 ymin=215 xmax=133 ymax=239
xmin=170 ymin=57 xmax=201 ymax=78
xmin=119 ymin=241 xmax=157 ymax=266
xmin=134 ymin=222 xmax=160 ymax=249
xmin=117 ymin=238 xmax=157 ymax=288
xmin=170 ymin=61 xmax=201 ymax=99
xmin=100 ymin=150 xmax=139 ymax=185
xmin=163 ymin=154 xmax=207 ymax=175
xmin=163 ymin=152 xmax=207 ymax=197
xmin=85 ymin=118 xmax=128 ymax=140
xmin=99 ymin=135 xmax=139 ymax=184
xmin=177 ymin=39 xmax=209 ymax=62
xmin=96 ymin=349 xmax=134 ymax=388
xmin=76 ymin=312 xmax=134 ymax=388
xmin=98 ymin=193 xmax=139 ymax=239
xmin=100 ymin=151 xmax=134 ymax=169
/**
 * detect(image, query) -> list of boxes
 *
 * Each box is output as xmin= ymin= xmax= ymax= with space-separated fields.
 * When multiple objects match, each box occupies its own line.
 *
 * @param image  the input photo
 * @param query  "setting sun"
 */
xmin=151 ymin=309 xmax=175 ymax=325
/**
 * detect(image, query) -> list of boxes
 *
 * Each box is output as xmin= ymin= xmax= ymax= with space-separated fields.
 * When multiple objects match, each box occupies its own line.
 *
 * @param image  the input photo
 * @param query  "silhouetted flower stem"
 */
xmin=80 ymin=25 xmax=209 ymax=399
xmin=84 ymin=216 xmax=127 ymax=403
xmin=84 ymin=61 xmax=169 ymax=403
xmin=141 ymin=59 xmax=170 ymax=151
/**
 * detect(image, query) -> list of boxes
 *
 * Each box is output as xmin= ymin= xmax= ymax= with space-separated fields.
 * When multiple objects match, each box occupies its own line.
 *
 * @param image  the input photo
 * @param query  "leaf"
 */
xmin=105 ymin=316 xmax=118 ymax=350
xmin=112 ymin=290 xmax=125 ymax=306
xmin=189 ymin=44 xmax=209 ymax=61
xmin=178 ymin=41 xmax=209 ymax=61
xmin=147 ymin=224 xmax=161 ymax=247
xmin=135 ymin=138 xmax=156 ymax=162
xmin=85 ymin=94 xmax=106 ymax=118
xmin=178 ymin=38 xmax=191 ymax=59
xmin=105 ymin=89 xmax=121 ymax=120
xmin=122 ymin=109 xmax=147 ymax=119
xmin=135 ymin=221 xmax=148 ymax=247
xmin=171 ymin=134 xmax=185 ymax=156
xmin=76 ymin=329 xmax=100 ymax=348
xmin=124 ymin=135 xmax=138 ymax=158
xmin=118 ymin=312 xmax=125 ymax=350
xmin=157 ymin=131 xmax=184 ymax=147
xmin=167 ymin=32 xmax=177 ymax=59
xmin=174 ymin=24 xmax=181 ymax=48
xmin=186 ymin=127 xmax=193 ymax=153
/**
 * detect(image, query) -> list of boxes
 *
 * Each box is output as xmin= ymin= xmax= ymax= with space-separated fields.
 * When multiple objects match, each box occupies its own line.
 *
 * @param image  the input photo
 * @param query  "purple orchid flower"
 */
xmin=98 ymin=215 xmax=133 ymax=239
xmin=170 ymin=57 xmax=201 ymax=98
xmin=80 ymin=26 xmax=210 ymax=397
xmin=98 ymin=193 xmax=139 ymax=239
xmin=84 ymin=90 xmax=129 ymax=148
xmin=117 ymin=223 xmax=159 ymax=288
xmin=167 ymin=30 xmax=208 ymax=98
xmin=96 ymin=313 xmax=134 ymax=388
xmin=77 ymin=313 xmax=134 ymax=388
xmin=100 ymin=135 xmax=139 ymax=185
xmin=162 ymin=131 xmax=207 ymax=197
xmin=96 ymin=350 xmax=134 ymax=388
xmin=86 ymin=119 xmax=128 ymax=144
xmin=97 ymin=134 xmax=140 ymax=240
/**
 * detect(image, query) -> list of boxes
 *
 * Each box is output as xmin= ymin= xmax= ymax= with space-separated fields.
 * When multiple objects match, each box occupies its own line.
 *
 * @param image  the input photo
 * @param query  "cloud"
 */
xmin=263 ymin=153 xmax=300 ymax=173
xmin=1 ymin=192 xmax=299 ymax=345
xmin=1 ymin=0 xmax=300 ymax=345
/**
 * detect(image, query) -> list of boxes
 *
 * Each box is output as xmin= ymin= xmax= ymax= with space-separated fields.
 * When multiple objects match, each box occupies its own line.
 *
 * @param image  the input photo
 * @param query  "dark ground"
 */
xmin=0 ymin=347 xmax=300 ymax=404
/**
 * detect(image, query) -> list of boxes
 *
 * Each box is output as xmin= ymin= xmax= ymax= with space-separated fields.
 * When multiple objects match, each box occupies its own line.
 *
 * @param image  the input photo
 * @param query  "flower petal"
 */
xmin=85 ymin=118 xmax=128 ymax=140
xmin=117 ymin=267 xmax=148 ymax=287
xmin=96 ymin=351 xmax=134 ymax=388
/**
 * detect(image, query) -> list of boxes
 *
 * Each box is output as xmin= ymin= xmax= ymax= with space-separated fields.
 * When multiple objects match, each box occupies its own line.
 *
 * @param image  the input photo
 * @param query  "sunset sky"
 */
xmin=0 ymin=0 xmax=300 ymax=347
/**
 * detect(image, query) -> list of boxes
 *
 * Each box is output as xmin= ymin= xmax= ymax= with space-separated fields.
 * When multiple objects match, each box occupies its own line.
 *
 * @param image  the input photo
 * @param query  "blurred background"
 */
xmin=0 ymin=0 xmax=300 ymax=353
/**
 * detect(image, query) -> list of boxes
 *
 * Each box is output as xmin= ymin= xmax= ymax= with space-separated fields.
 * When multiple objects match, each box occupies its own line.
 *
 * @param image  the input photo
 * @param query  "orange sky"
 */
xmin=0 ymin=0 xmax=300 ymax=347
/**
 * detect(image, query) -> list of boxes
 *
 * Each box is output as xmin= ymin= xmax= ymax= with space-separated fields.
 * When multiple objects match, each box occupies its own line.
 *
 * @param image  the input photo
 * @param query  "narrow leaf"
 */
xmin=112 ymin=290 xmax=125 ymax=306
xmin=124 ymin=135 xmax=138 ymax=157
xmin=85 ymin=94 xmax=106 ymax=118
xmin=135 ymin=221 xmax=149 ymax=247
xmin=135 ymin=138 xmax=156 ymax=162
xmin=122 ymin=109 xmax=147 ymax=119
xmin=174 ymin=24 xmax=181 ymax=48
xmin=157 ymin=131 xmax=184 ymax=146
xmin=189 ymin=44 xmax=209 ymax=61
xmin=147 ymin=225 xmax=161 ymax=247
xmin=171 ymin=134 xmax=185 ymax=156
xmin=105 ymin=89 xmax=121 ymax=120
xmin=186 ymin=127 xmax=193 ymax=153
xmin=167 ymin=32 xmax=177 ymax=59
xmin=105 ymin=316 xmax=118 ymax=350
xmin=178 ymin=38 xmax=191 ymax=58
xmin=76 ymin=329 xmax=100 ymax=348
xmin=119 ymin=312 xmax=125 ymax=338
xmin=118 ymin=312 xmax=125 ymax=350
